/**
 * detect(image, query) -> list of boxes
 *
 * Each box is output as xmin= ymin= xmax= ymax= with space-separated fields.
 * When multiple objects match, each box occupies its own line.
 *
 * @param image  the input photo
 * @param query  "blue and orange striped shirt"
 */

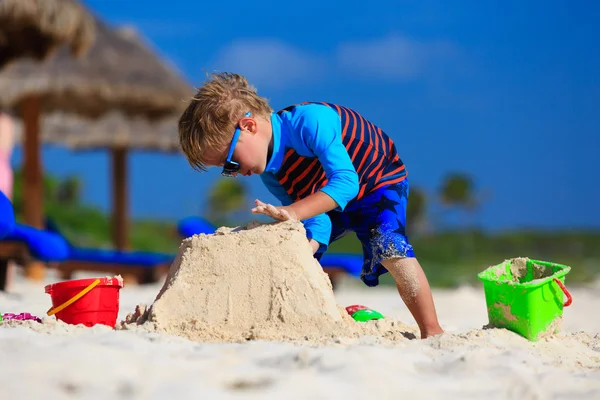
xmin=261 ymin=102 xmax=407 ymax=248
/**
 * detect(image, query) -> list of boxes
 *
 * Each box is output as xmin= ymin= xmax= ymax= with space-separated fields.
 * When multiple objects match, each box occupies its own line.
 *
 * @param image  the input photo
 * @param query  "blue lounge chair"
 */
xmin=0 ymin=190 xmax=70 ymax=290
xmin=45 ymin=219 xmax=175 ymax=284
xmin=3 ymin=223 xmax=70 ymax=261
xmin=177 ymin=216 xmax=217 ymax=238
xmin=0 ymin=190 xmax=15 ymax=239
xmin=319 ymin=253 xmax=363 ymax=278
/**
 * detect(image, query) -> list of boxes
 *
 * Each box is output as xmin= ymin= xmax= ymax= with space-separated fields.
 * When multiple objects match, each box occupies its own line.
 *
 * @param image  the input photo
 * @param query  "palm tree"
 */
xmin=438 ymin=172 xmax=478 ymax=257
xmin=439 ymin=173 xmax=475 ymax=211
xmin=12 ymin=168 xmax=61 ymax=216
xmin=207 ymin=178 xmax=248 ymax=226
xmin=406 ymin=185 xmax=427 ymax=236
xmin=56 ymin=176 xmax=81 ymax=206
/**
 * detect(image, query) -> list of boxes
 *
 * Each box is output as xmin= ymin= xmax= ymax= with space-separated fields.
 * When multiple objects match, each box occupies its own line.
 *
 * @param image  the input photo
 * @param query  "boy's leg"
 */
xmin=353 ymin=179 xmax=443 ymax=338
xmin=381 ymin=257 xmax=443 ymax=338
xmin=309 ymin=239 xmax=320 ymax=254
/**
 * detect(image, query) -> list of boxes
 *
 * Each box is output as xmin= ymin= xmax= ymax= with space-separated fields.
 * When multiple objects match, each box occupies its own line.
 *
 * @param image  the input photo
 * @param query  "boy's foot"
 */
xmin=421 ymin=327 xmax=444 ymax=339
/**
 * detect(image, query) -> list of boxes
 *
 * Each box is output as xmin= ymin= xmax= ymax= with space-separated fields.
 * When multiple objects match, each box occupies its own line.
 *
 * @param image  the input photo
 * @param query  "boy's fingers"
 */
xmin=279 ymin=209 xmax=291 ymax=220
xmin=250 ymin=203 xmax=290 ymax=222
xmin=266 ymin=204 xmax=280 ymax=215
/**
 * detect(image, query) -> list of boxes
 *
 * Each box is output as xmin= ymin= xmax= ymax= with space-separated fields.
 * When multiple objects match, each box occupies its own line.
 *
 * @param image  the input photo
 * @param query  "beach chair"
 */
xmin=177 ymin=216 xmax=217 ymax=238
xmin=47 ymin=215 xmax=216 ymax=284
xmin=0 ymin=190 xmax=70 ymax=290
xmin=318 ymin=253 xmax=363 ymax=278
xmin=0 ymin=190 xmax=15 ymax=290
xmin=0 ymin=189 xmax=15 ymax=239
xmin=317 ymin=252 xmax=363 ymax=289
xmin=45 ymin=219 xmax=175 ymax=285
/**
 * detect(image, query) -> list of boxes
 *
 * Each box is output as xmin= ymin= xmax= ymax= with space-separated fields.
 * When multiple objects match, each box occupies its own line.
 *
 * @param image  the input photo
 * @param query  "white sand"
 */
xmin=1 ymin=267 xmax=599 ymax=399
xmin=1 ymin=221 xmax=599 ymax=399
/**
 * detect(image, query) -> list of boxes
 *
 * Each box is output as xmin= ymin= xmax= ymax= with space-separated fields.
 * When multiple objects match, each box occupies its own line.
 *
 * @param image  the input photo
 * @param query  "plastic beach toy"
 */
xmin=45 ymin=277 xmax=124 ymax=328
xmin=345 ymin=305 xmax=384 ymax=322
xmin=477 ymin=258 xmax=572 ymax=341
xmin=1 ymin=312 xmax=42 ymax=323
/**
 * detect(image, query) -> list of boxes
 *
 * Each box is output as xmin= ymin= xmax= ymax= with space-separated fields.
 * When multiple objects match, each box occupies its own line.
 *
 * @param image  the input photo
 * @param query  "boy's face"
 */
xmin=205 ymin=114 xmax=272 ymax=177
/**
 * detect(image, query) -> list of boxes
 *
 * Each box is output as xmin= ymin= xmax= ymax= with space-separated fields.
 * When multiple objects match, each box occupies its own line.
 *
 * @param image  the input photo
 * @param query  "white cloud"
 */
xmin=207 ymin=35 xmax=459 ymax=89
xmin=210 ymin=39 xmax=326 ymax=90
xmin=336 ymin=35 xmax=458 ymax=81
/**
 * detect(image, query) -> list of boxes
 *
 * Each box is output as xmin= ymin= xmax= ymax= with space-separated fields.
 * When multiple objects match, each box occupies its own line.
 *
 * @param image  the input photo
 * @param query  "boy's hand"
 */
xmin=252 ymin=199 xmax=298 ymax=221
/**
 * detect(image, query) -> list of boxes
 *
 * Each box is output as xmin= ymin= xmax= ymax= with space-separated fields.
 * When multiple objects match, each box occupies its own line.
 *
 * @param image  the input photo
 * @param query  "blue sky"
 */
xmin=12 ymin=0 xmax=600 ymax=231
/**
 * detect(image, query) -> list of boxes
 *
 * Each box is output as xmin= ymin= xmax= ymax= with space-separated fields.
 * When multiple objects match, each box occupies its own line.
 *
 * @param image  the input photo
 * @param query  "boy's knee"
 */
xmin=308 ymin=239 xmax=320 ymax=254
xmin=382 ymin=256 xmax=416 ymax=271
xmin=382 ymin=257 xmax=421 ymax=295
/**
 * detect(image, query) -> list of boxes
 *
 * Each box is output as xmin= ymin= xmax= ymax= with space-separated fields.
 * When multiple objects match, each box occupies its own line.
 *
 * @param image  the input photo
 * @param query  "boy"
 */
xmin=178 ymin=72 xmax=444 ymax=339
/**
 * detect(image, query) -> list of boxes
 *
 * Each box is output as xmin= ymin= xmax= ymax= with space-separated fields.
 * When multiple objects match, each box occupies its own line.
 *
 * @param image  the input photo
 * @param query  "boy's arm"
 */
xmin=259 ymin=173 xmax=332 ymax=253
xmin=253 ymin=105 xmax=359 ymax=222
xmin=289 ymin=104 xmax=359 ymax=220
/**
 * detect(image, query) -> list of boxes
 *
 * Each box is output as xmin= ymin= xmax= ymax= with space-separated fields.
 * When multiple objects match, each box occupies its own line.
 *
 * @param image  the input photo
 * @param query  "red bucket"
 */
xmin=44 ymin=277 xmax=124 ymax=328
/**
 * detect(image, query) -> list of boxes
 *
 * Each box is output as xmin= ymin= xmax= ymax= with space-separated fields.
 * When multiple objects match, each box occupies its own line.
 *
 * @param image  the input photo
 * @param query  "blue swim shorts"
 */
xmin=315 ymin=178 xmax=415 ymax=287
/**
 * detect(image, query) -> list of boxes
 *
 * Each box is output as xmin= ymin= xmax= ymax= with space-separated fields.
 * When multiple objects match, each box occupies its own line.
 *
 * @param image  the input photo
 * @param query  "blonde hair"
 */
xmin=178 ymin=72 xmax=273 ymax=171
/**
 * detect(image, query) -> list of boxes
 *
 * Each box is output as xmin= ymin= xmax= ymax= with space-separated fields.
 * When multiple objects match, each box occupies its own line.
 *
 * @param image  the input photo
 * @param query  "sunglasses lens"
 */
xmin=222 ymin=161 xmax=240 ymax=177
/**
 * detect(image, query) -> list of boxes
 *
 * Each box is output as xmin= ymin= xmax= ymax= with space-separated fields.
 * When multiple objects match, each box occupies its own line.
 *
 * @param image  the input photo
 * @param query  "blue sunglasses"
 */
xmin=222 ymin=111 xmax=252 ymax=177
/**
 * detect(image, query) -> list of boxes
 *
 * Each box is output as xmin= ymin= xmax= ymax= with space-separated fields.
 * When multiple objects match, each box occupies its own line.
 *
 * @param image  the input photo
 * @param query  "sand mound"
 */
xmin=119 ymin=220 xmax=398 ymax=342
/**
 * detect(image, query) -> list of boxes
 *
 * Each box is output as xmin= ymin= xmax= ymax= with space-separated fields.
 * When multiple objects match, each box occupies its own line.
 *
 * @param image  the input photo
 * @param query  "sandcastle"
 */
xmin=119 ymin=220 xmax=414 ymax=343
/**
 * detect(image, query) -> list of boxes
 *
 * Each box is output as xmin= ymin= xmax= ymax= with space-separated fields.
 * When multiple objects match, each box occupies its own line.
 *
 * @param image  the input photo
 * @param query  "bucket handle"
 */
xmin=47 ymin=279 xmax=101 ymax=316
xmin=553 ymin=278 xmax=572 ymax=307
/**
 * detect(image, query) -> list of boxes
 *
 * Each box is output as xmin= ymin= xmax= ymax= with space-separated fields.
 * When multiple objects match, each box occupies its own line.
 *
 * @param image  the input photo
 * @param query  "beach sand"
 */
xmin=1 ymin=268 xmax=599 ymax=400
xmin=1 ymin=221 xmax=599 ymax=399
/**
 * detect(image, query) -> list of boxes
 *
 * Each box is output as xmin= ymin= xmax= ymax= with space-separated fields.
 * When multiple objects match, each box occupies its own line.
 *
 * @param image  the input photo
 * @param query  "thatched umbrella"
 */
xmin=15 ymin=112 xmax=181 ymax=250
xmin=0 ymin=0 xmax=96 ymax=68
xmin=25 ymin=112 xmax=180 ymax=151
xmin=0 ymin=18 xmax=191 ymax=254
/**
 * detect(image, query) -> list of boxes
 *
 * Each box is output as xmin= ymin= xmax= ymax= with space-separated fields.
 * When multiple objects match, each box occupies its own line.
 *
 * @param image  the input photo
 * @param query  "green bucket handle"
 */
xmin=553 ymin=278 xmax=572 ymax=307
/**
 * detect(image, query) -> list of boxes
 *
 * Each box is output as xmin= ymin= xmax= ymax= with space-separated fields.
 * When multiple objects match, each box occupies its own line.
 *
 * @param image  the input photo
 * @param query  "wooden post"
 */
xmin=21 ymin=96 xmax=46 ymax=281
xmin=22 ymin=96 xmax=43 ymax=228
xmin=111 ymin=147 xmax=128 ymax=250
xmin=0 ymin=259 xmax=8 ymax=291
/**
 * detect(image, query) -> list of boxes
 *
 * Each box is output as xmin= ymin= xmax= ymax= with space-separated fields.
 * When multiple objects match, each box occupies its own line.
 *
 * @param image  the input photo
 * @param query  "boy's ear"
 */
xmin=239 ymin=116 xmax=258 ymax=134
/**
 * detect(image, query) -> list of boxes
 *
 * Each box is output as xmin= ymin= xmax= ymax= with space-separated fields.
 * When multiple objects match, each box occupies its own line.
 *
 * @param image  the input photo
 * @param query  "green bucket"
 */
xmin=477 ymin=257 xmax=572 ymax=341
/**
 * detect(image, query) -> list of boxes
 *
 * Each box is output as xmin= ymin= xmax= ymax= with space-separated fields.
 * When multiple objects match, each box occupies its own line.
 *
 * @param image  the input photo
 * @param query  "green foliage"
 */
xmin=406 ymin=185 xmax=427 ymax=236
xmin=439 ymin=172 xmax=475 ymax=209
xmin=9 ymin=168 xmax=600 ymax=287
xmin=56 ymin=177 xmax=81 ymax=206
xmin=328 ymin=230 xmax=600 ymax=287
xmin=128 ymin=219 xmax=180 ymax=253
xmin=207 ymin=178 xmax=248 ymax=225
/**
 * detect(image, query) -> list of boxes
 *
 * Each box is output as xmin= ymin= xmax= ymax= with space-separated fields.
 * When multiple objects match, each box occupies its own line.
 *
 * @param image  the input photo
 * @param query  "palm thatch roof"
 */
xmin=13 ymin=111 xmax=181 ymax=152
xmin=0 ymin=0 xmax=96 ymax=68
xmin=0 ymin=17 xmax=193 ymax=119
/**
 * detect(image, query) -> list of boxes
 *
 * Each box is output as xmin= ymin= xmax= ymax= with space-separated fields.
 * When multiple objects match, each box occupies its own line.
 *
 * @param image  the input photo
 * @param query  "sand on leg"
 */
xmin=382 ymin=256 xmax=444 ymax=339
